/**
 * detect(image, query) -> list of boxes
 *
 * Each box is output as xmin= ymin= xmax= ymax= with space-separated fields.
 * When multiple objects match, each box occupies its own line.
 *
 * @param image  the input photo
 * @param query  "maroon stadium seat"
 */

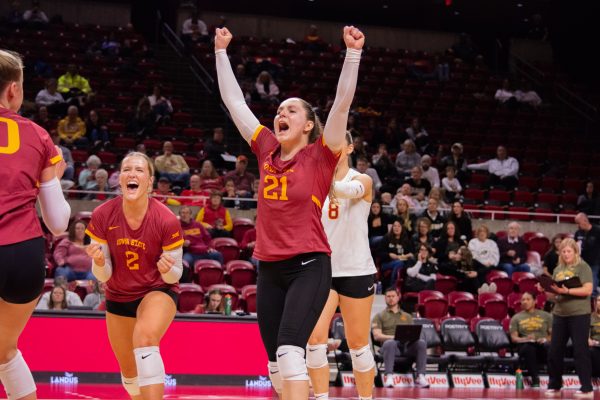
xmin=232 ymin=218 xmax=255 ymax=243
xmin=178 ymin=283 xmax=204 ymax=313
xmin=206 ymin=284 xmax=239 ymax=309
xmin=194 ymin=259 xmax=224 ymax=290
xmin=434 ymin=274 xmax=458 ymax=295
xmin=241 ymin=284 xmax=257 ymax=313
xmin=210 ymin=237 xmax=240 ymax=264
xmin=225 ymin=260 xmax=256 ymax=290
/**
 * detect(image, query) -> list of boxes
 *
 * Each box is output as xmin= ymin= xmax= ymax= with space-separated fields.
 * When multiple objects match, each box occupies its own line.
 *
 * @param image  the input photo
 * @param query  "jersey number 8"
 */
xmin=328 ymin=203 xmax=339 ymax=220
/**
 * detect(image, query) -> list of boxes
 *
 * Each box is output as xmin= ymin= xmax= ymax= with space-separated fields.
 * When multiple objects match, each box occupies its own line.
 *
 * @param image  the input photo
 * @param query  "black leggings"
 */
xmin=257 ymin=252 xmax=331 ymax=362
xmin=0 ymin=237 xmax=46 ymax=304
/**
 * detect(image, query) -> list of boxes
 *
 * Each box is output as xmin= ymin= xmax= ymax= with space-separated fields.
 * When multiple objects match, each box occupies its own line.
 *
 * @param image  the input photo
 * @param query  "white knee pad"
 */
xmin=276 ymin=345 xmax=308 ymax=381
xmin=134 ymin=346 xmax=165 ymax=387
xmin=350 ymin=345 xmax=375 ymax=373
xmin=121 ymin=375 xmax=140 ymax=397
xmin=267 ymin=361 xmax=282 ymax=393
xmin=306 ymin=344 xmax=328 ymax=369
xmin=0 ymin=350 xmax=36 ymax=400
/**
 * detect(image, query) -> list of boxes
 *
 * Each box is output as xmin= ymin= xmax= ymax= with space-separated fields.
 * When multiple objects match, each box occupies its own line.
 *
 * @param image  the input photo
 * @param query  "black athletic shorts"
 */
xmin=331 ymin=274 xmax=376 ymax=298
xmin=0 ymin=237 xmax=46 ymax=304
xmin=106 ymin=288 xmax=178 ymax=318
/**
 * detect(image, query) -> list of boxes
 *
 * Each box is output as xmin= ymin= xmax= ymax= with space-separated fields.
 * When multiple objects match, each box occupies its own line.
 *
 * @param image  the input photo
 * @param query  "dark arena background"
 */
xmin=1 ymin=0 xmax=599 ymax=398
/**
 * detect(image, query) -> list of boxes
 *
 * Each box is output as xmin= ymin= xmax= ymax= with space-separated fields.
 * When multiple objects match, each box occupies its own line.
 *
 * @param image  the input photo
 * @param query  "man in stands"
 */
xmin=497 ymin=221 xmax=531 ymax=276
xmin=180 ymin=174 xmax=210 ymax=207
xmin=405 ymin=166 xmax=431 ymax=197
xmin=57 ymin=64 xmax=92 ymax=106
xmin=420 ymin=154 xmax=440 ymax=189
xmin=437 ymin=142 xmax=468 ymax=185
xmin=575 ymin=213 xmax=600 ymax=296
xmin=372 ymin=287 xmax=429 ymax=388
xmin=395 ymin=139 xmax=421 ymax=179
xmin=356 ymin=156 xmax=382 ymax=193
xmin=467 ymin=145 xmax=519 ymax=190
xmin=154 ymin=141 xmax=191 ymax=187
xmin=224 ymin=155 xmax=255 ymax=200
xmin=204 ymin=127 xmax=229 ymax=169
xmin=420 ymin=197 xmax=446 ymax=239
xmin=152 ymin=177 xmax=181 ymax=206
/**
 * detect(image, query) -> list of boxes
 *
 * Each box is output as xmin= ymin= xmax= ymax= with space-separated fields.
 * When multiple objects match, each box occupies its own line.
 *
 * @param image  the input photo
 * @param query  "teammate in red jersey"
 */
xmin=215 ymin=26 xmax=364 ymax=399
xmin=85 ymin=152 xmax=184 ymax=400
xmin=0 ymin=49 xmax=70 ymax=400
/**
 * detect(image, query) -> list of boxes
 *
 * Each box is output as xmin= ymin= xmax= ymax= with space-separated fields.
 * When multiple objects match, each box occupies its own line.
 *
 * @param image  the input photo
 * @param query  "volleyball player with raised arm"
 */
xmin=0 ymin=49 xmax=70 ymax=400
xmin=85 ymin=152 xmax=184 ymax=400
xmin=307 ymin=132 xmax=376 ymax=400
xmin=215 ymin=26 xmax=363 ymax=399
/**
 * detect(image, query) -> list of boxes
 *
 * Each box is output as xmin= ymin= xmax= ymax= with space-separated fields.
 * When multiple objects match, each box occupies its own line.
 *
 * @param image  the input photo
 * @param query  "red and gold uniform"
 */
xmin=85 ymin=197 xmax=184 ymax=302
xmin=250 ymin=125 xmax=338 ymax=261
xmin=0 ymin=107 xmax=61 ymax=245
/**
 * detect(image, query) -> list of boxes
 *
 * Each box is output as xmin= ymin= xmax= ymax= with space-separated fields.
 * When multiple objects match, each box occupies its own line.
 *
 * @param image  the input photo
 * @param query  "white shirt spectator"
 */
xmin=395 ymin=151 xmax=422 ymax=176
xmin=35 ymin=89 xmax=65 ymax=107
xmin=468 ymin=238 xmax=500 ymax=267
xmin=467 ymin=157 xmax=519 ymax=178
xmin=182 ymin=18 xmax=208 ymax=36
xmin=147 ymin=94 xmax=173 ymax=113
xmin=422 ymin=166 xmax=440 ymax=188
xmin=494 ymin=88 xmax=515 ymax=103
xmin=442 ymin=176 xmax=462 ymax=194
xmin=36 ymin=290 xmax=83 ymax=309
xmin=23 ymin=8 xmax=48 ymax=23
xmin=515 ymin=90 xmax=542 ymax=107
xmin=363 ymin=167 xmax=382 ymax=192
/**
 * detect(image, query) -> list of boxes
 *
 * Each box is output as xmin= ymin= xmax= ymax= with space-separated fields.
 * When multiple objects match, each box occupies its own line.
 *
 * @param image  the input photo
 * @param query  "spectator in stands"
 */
xmin=542 ymin=238 xmax=594 ymax=398
xmin=222 ymin=178 xmax=240 ymax=209
xmin=50 ymin=134 xmax=75 ymax=189
xmin=129 ymin=97 xmax=156 ymax=137
xmin=494 ymin=79 xmax=519 ymax=109
xmin=377 ymin=219 xmax=414 ymax=288
xmin=391 ymin=183 xmax=418 ymax=211
xmin=574 ymin=213 xmax=600 ymax=297
xmin=46 ymin=286 xmax=68 ymax=311
xmin=372 ymin=143 xmax=398 ymax=190
xmin=181 ymin=11 xmax=209 ymax=45
xmin=368 ymin=200 xmax=393 ymax=248
xmin=33 ymin=105 xmax=55 ymax=133
xmin=196 ymin=191 xmax=233 ymax=232
xmin=154 ymin=141 xmax=191 ymax=187
xmin=515 ymin=82 xmax=542 ymax=108
xmin=350 ymin=135 xmax=368 ymax=167
xmin=241 ymin=226 xmax=258 ymax=267
xmin=224 ymin=155 xmax=255 ymax=198
xmin=442 ymin=166 xmax=462 ymax=203
xmin=35 ymin=78 xmax=65 ymax=116
xmin=543 ymin=234 xmax=564 ymax=277
xmin=78 ymin=155 xmax=102 ymax=190
xmin=147 ymin=85 xmax=173 ymax=123
xmin=448 ymin=201 xmax=472 ymax=241
xmin=83 ymin=281 xmax=106 ymax=310
xmin=152 ymin=177 xmax=181 ymax=206
xmin=85 ymin=168 xmax=113 ymax=201
xmin=438 ymin=142 xmax=468 ymax=185
xmin=405 ymin=166 xmax=431 ymax=197
xmin=438 ymin=246 xmax=480 ymax=295
xmin=255 ymin=71 xmax=280 ymax=104
xmin=204 ymin=127 xmax=229 ymax=169
xmin=428 ymin=187 xmax=448 ymax=210
xmin=395 ymin=139 xmax=421 ymax=179
xmin=199 ymin=159 xmax=223 ymax=192
xmin=204 ymin=289 xmax=224 ymax=314
xmin=380 ymin=192 xmax=392 ymax=207
xmin=53 ymin=220 xmax=94 ymax=281
xmin=509 ymin=291 xmax=552 ymax=387
xmin=180 ymin=205 xmax=223 ymax=268
xmin=577 ymin=181 xmax=598 ymax=216
xmin=467 ymin=145 xmax=519 ymax=190
xmin=433 ymin=221 xmax=467 ymax=263
xmin=420 ymin=198 xmax=446 ymax=239
xmin=180 ymin=174 xmax=209 ymax=207
xmin=57 ymin=64 xmax=92 ymax=105
xmin=412 ymin=217 xmax=433 ymax=250
xmin=58 ymin=105 xmax=87 ymax=146
xmin=303 ymin=24 xmax=325 ymax=52
xmin=590 ymin=295 xmax=600 ymax=377
xmin=468 ymin=225 xmax=499 ymax=286
xmin=372 ymin=287 xmax=430 ymax=388
xmin=100 ymin=32 xmax=120 ymax=56
xmin=209 ymin=218 xmax=232 ymax=239
xmin=395 ymin=198 xmax=415 ymax=235
xmin=497 ymin=222 xmax=531 ymax=276
xmin=420 ymin=155 xmax=439 ymax=189
xmin=355 ymin=156 xmax=382 ymax=194
xmin=85 ymin=109 xmax=110 ymax=149
xmin=36 ymin=276 xmax=83 ymax=309
xmin=405 ymin=244 xmax=437 ymax=292
xmin=22 ymin=0 xmax=48 ymax=27
xmin=405 ymin=117 xmax=430 ymax=155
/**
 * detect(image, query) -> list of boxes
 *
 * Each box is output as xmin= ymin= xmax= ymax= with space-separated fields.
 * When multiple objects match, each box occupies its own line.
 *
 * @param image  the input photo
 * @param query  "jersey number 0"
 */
xmin=0 ymin=117 xmax=20 ymax=155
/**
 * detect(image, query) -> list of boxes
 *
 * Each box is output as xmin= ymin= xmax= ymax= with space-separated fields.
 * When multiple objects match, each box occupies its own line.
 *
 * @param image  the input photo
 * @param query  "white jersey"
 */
xmin=322 ymin=168 xmax=377 ymax=277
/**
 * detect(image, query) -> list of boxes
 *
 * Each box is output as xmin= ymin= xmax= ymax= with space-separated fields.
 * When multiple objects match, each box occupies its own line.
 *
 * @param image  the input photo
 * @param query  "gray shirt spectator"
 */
xmin=395 ymin=140 xmax=421 ymax=177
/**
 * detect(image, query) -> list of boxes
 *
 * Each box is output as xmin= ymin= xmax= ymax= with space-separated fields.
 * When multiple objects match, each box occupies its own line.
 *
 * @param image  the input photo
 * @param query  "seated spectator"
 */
xmin=377 ymin=219 xmax=414 ymax=288
xmin=442 ymin=166 xmax=462 ymax=202
xmin=154 ymin=141 xmax=191 ymax=187
xmin=181 ymin=11 xmax=209 ymax=45
xmin=372 ymin=288 xmax=429 ymax=388
xmin=420 ymin=198 xmax=446 ymax=239
xmin=222 ymin=178 xmax=240 ymax=208
xmin=209 ymin=218 xmax=233 ymax=239
xmin=437 ymin=142 xmax=468 ymax=185
xmin=78 ymin=155 xmax=102 ymax=190
xmin=83 ymin=281 xmax=106 ymax=310
xmin=100 ymin=32 xmax=120 ymax=56
xmin=204 ymin=289 xmax=224 ymax=314
xmin=405 ymin=166 xmax=431 ymax=197
xmin=50 ymin=134 xmax=75 ymax=189
xmin=468 ymin=224 xmax=499 ymax=285
xmin=223 ymin=155 xmax=255 ymax=199
xmin=58 ymin=105 xmax=87 ymax=146
xmin=380 ymin=192 xmax=393 ymax=207
xmin=433 ymin=221 xmax=467 ymax=263
xmin=57 ymin=64 xmax=92 ymax=105
xmin=591 ymin=295 xmax=600 ymax=377
xmin=180 ymin=174 xmax=210 ymax=207
xmin=53 ymin=220 xmax=94 ymax=281
xmin=395 ymin=198 xmax=415 ymax=235
xmin=152 ymin=177 xmax=181 ymax=206
xmin=85 ymin=168 xmax=113 ymax=201
xmin=515 ymin=82 xmax=542 ymax=108
xmin=36 ymin=276 xmax=83 ymax=309
xmin=395 ymin=139 xmax=421 ymax=178
xmin=391 ymin=183 xmax=418 ymax=211
xmin=355 ymin=156 xmax=383 ymax=194
xmin=147 ymin=85 xmax=173 ymax=123
xmin=129 ymin=97 xmax=156 ymax=137
xmin=350 ymin=135 xmax=368 ymax=167
xmin=180 ymin=206 xmax=223 ymax=271
xmin=196 ymin=191 xmax=233 ymax=231
xmin=412 ymin=217 xmax=433 ymax=250
xmin=543 ymin=234 xmax=564 ymax=277
xmin=497 ymin=222 xmax=531 ymax=276
xmin=420 ymin=155 xmax=439 ymax=189
xmin=510 ymin=291 xmax=552 ymax=387
xmin=369 ymin=200 xmax=393 ymax=248
xmin=46 ymin=286 xmax=68 ymax=311
xmin=372 ymin=143 xmax=398 ymax=191
xmin=204 ymin=127 xmax=229 ymax=170
xmin=23 ymin=0 xmax=48 ymax=27
xmin=405 ymin=117 xmax=430 ymax=155
xmin=494 ymin=79 xmax=517 ymax=107
xmin=86 ymin=109 xmax=110 ymax=149
xmin=405 ymin=244 xmax=437 ymax=292
xmin=240 ymin=227 xmax=258 ymax=267
xmin=448 ymin=201 xmax=473 ymax=241
xmin=199 ymin=160 xmax=223 ymax=192
xmin=438 ymin=246 xmax=480 ymax=295
xmin=467 ymin=145 xmax=519 ymax=190
xmin=35 ymin=78 xmax=66 ymax=116
xmin=255 ymin=71 xmax=279 ymax=104
xmin=33 ymin=105 xmax=56 ymax=133
xmin=577 ymin=181 xmax=597 ymax=216
xmin=428 ymin=187 xmax=449 ymax=210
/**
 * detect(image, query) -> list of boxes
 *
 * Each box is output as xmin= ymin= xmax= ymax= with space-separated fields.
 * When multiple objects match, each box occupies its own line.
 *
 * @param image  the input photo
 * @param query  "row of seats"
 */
xmin=178 ymin=283 xmax=257 ymax=314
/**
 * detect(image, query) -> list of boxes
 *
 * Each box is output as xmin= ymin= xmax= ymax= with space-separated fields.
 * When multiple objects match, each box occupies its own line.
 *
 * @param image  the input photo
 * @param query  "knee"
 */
xmin=381 ymin=340 xmax=397 ymax=353
xmin=132 ymin=329 xmax=160 ymax=348
xmin=0 ymin=345 xmax=18 ymax=365
xmin=276 ymin=345 xmax=308 ymax=381
xmin=416 ymin=339 xmax=427 ymax=351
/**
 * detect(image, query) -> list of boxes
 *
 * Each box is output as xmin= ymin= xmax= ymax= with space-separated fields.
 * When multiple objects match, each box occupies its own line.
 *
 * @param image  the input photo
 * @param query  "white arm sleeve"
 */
xmin=38 ymin=177 xmax=71 ymax=236
xmin=91 ymin=239 xmax=113 ymax=282
xmin=333 ymin=179 xmax=365 ymax=199
xmin=323 ymin=49 xmax=361 ymax=150
xmin=160 ymin=247 xmax=183 ymax=284
xmin=215 ymin=49 xmax=260 ymax=144
xmin=406 ymin=261 xmax=422 ymax=278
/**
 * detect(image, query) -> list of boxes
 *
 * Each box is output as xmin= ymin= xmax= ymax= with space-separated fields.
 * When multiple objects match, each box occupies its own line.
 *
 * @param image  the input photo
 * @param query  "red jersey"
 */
xmin=250 ymin=125 xmax=338 ymax=261
xmin=0 ymin=107 xmax=61 ymax=245
xmin=85 ymin=197 xmax=184 ymax=302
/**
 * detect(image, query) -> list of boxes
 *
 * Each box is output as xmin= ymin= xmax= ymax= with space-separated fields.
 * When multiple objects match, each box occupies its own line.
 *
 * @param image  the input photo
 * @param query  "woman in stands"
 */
xmin=215 ymin=25 xmax=363 ymax=399
xmin=306 ymin=132 xmax=377 ymax=400
xmin=0 ymin=49 xmax=70 ymax=400
xmin=540 ymin=238 xmax=593 ymax=398
xmin=85 ymin=152 xmax=184 ymax=400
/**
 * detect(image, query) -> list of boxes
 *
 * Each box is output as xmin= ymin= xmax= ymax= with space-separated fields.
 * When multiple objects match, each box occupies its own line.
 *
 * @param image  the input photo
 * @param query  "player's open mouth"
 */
xmin=126 ymin=181 xmax=139 ymax=193
xmin=278 ymin=121 xmax=289 ymax=133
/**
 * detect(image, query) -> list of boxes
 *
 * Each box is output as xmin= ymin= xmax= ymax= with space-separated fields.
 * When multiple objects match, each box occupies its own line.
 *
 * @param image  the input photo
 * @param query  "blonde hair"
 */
xmin=0 ymin=49 xmax=23 ymax=93
xmin=121 ymin=151 xmax=155 ymax=177
xmin=557 ymin=237 xmax=582 ymax=267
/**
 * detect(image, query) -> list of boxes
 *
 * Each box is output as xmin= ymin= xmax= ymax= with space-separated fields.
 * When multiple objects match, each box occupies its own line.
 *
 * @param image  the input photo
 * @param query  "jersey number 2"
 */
xmin=125 ymin=251 xmax=140 ymax=270
xmin=263 ymin=175 xmax=288 ymax=200
xmin=0 ymin=117 xmax=20 ymax=155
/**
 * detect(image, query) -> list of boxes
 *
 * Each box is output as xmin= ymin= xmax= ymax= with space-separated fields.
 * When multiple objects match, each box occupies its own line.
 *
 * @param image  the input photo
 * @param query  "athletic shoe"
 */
xmin=478 ymin=283 xmax=490 ymax=294
xmin=383 ymin=374 xmax=394 ymax=388
xmin=574 ymin=390 xmax=593 ymax=398
xmin=544 ymin=389 xmax=561 ymax=397
xmin=414 ymin=374 xmax=430 ymax=388
xmin=488 ymin=282 xmax=497 ymax=293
